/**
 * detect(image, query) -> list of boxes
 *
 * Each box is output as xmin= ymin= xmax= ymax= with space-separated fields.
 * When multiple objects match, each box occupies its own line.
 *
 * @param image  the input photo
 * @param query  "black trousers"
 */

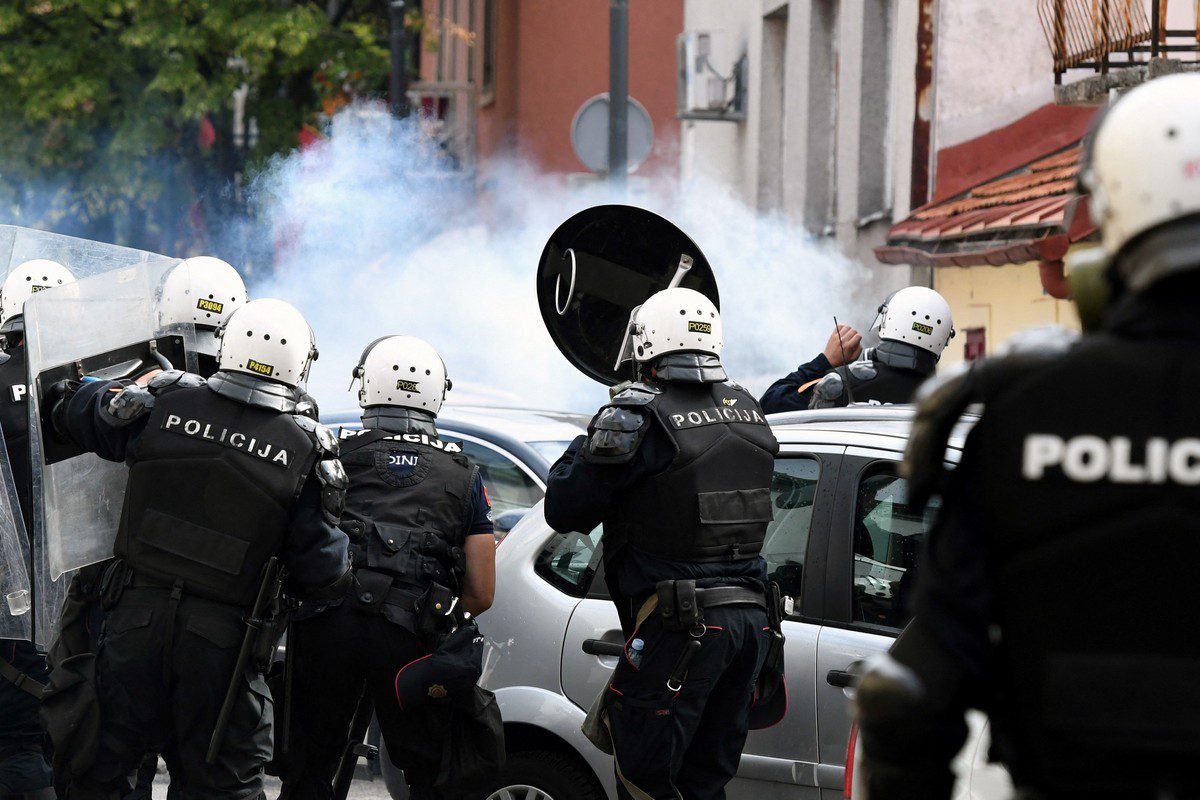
xmin=0 ymin=639 xmax=53 ymax=797
xmin=277 ymin=602 xmax=436 ymax=800
xmin=72 ymin=587 xmax=272 ymax=800
xmin=607 ymin=604 xmax=769 ymax=800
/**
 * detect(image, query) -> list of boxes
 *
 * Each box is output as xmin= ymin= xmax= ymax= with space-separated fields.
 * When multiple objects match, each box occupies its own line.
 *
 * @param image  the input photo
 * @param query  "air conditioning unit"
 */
xmin=677 ymin=30 xmax=746 ymax=122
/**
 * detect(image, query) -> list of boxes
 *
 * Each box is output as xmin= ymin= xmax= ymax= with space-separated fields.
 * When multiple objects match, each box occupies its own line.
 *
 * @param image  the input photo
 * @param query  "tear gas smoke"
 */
xmin=248 ymin=104 xmax=868 ymax=415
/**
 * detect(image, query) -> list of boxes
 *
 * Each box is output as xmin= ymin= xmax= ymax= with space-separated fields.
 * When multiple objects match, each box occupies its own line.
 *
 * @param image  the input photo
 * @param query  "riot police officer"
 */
xmin=158 ymin=256 xmax=247 ymax=378
xmin=278 ymin=335 xmax=495 ymax=800
xmin=545 ymin=287 xmax=779 ymax=800
xmin=0 ymin=259 xmax=76 ymax=800
xmin=855 ymin=74 xmax=1200 ymax=799
xmin=763 ymin=287 xmax=954 ymax=412
xmin=53 ymin=298 xmax=350 ymax=800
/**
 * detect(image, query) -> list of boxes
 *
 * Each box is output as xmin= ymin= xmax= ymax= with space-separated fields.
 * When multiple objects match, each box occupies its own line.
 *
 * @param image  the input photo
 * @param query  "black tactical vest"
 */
xmin=820 ymin=349 xmax=931 ymax=409
xmin=968 ymin=335 xmax=1200 ymax=792
xmin=0 ymin=347 xmax=31 ymax=529
xmin=609 ymin=381 xmax=779 ymax=562
xmin=337 ymin=429 xmax=476 ymax=594
xmin=117 ymin=383 xmax=319 ymax=606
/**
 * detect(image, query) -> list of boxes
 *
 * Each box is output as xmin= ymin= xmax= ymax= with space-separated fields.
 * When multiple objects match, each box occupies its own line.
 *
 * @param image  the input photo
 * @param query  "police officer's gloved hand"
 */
xmin=45 ymin=379 xmax=81 ymax=442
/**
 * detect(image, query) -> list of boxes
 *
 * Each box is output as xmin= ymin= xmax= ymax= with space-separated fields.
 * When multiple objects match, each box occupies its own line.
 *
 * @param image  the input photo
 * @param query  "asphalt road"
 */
xmin=150 ymin=766 xmax=396 ymax=800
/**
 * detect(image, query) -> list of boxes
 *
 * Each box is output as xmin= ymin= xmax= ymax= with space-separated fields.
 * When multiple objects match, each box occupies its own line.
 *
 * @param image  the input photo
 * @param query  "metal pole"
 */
xmin=1151 ymin=0 xmax=1161 ymax=59
xmin=608 ymin=0 xmax=629 ymax=186
xmin=389 ymin=0 xmax=410 ymax=118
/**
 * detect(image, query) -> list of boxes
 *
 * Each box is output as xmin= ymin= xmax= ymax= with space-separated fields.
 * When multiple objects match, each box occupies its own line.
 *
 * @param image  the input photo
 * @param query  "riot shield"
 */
xmin=0 ymin=225 xmax=162 ymax=284
xmin=536 ymin=205 xmax=720 ymax=386
xmin=24 ymin=258 xmax=198 ymax=647
xmin=0 ymin=430 xmax=31 ymax=640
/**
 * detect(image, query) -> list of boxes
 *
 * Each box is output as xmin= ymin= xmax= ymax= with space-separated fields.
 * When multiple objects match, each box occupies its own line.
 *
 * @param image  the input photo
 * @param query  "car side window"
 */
xmin=852 ymin=467 xmax=940 ymax=629
xmin=761 ymin=457 xmax=820 ymax=609
xmin=535 ymin=525 xmax=604 ymax=598
xmin=458 ymin=440 xmax=544 ymax=515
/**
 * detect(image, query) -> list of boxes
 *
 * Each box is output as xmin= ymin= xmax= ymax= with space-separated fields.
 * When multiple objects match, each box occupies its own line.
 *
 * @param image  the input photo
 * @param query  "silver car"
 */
xmin=472 ymin=406 xmax=990 ymax=800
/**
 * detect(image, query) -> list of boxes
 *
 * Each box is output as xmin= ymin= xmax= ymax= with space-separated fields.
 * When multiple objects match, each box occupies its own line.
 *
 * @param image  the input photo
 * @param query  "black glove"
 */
xmin=45 ymin=379 xmax=81 ymax=442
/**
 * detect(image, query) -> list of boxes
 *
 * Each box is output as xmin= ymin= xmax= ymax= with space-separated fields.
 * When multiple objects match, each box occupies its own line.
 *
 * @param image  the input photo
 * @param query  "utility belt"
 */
xmin=653 ymin=579 xmax=766 ymax=630
xmin=350 ymin=567 xmax=457 ymax=646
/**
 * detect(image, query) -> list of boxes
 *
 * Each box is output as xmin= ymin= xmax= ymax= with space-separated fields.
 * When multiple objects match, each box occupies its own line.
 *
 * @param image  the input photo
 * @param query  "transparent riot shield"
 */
xmin=0 ymin=429 xmax=31 ymax=640
xmin=24 ymin=258 xmax=198 ymax=647
xmin=0 ymin=225 xmax=162 ymax=284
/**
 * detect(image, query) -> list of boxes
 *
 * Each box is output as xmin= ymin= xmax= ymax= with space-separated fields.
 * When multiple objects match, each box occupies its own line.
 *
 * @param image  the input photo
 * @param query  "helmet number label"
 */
xmin=395 ymin=379 xmax=420 ymax=392
xmin=245 ymin=359 xmax=274 ymax=376
xmin=687 ymin=321 xmax=713 ymax=334
xmin=29 ymin=285 xmax=49 ymax=293
xmin=911 ymin=322 xmax=934 ymax=335
xmin=196 ymin=298 xmax=224 ymax=314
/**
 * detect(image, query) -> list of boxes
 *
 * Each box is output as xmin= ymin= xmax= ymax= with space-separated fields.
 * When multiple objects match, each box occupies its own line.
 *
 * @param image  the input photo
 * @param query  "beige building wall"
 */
xmin=934 ymin=262 xmax=1081 ymax=366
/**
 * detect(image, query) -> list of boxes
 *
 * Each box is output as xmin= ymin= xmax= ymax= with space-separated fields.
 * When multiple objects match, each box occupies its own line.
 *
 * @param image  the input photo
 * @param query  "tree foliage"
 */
xmin=0 ymin=0 xmax=394 ymax=252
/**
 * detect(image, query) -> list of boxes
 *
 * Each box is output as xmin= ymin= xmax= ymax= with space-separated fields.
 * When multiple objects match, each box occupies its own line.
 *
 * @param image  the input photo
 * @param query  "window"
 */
xmin=535 ymin=525 xmax=603 ymax=598
xmin=458 ymin=440 xmax=543 ymax=516
xmin=481 ymin=0 xmax=497 ymax=101
xmin=852 ymin=469 xmax=939 ymax=629
xmin=762 ymin=458 xmax=820 ymax=606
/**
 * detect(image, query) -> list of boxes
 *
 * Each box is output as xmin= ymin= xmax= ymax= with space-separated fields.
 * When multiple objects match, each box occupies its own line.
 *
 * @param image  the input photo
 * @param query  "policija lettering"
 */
xmin=161 ymin=414 xmax=293 ymax=467
xmin=1023 ymin=433 xmax=1200 ymax=485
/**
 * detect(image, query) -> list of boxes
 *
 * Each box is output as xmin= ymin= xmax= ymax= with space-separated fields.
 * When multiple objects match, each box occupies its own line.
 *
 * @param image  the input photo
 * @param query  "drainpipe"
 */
xmin=1035 ymin=234 xmax=1071 ymax=299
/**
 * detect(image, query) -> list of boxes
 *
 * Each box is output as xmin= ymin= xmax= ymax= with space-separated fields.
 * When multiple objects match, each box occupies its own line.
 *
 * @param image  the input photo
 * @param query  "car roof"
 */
xmin=767 ymin=404 xmax=977 ymax=453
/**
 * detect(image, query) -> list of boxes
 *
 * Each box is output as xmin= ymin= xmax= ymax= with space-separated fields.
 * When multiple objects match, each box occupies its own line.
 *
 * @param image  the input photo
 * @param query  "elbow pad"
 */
xmin=809 ymin=372 xmax=846 ymax=410
xmin=103 ymin=385 xmax=154 ymax=425
xmin=315 ymin=458 xmax=348 ymax=526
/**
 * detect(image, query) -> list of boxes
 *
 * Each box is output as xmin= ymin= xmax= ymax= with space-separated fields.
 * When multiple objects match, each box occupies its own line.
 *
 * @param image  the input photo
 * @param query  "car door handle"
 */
xmin=826 ymin=661 xmax=863 ymax=688
xmin=582 ymin=639 xmax=625 ymax=658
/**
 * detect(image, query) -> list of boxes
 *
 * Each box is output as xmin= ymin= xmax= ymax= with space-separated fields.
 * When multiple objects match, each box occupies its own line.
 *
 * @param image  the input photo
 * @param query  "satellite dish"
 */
xmin=537 ymin=205 xmax=719 ymax=386
xmin=570 ymin=94 xmax=655 ymax=174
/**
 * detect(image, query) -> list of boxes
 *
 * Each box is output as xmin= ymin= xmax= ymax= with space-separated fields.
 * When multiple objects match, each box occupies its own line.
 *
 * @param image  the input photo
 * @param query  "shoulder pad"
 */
xmin=610 ymin=382 xmax=660 ymax=407
xmin=723 ymin=379 xmax=749 ymax=394
xmin=148 ymin=370 xmax=205 ymax=395
xmin=583 ymin=404 xmax=650 ymax=464
xmin=293 ymin=415 xmax=340 ymax=457
xmin=848 ymin=360 xmax=878 ymax=381
xmin=809 ymin=371 xmax=846 ymax=409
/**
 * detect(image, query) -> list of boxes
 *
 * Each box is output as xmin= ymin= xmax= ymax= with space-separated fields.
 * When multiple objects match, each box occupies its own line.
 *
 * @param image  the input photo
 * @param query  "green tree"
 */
xmin=0 ymin=0 xmax=394 ymax=255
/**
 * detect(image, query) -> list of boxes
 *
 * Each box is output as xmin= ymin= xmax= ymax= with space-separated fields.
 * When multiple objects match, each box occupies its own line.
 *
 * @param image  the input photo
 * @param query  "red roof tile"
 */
xmin=876 ymin=141 xmax=1097 ymax=268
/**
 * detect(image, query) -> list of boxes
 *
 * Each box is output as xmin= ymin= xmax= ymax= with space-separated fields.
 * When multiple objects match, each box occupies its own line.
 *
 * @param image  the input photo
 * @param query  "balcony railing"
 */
xmin=1038 ymin=0 xmax=1200 ymax=84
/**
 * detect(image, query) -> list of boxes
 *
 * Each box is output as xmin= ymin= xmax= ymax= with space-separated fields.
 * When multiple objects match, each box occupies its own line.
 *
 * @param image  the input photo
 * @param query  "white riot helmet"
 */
xmin=1080 ymin=73 xmax=1200 ymax=291
xmin=623 ymin=287 xmax=723 ymax=364
xmin=352 ymin=335 xmax=451 ymax=414
xmin=1 ymin=259 xmax=76 ymax=327
xmin=873 ymin=286 xmax=954 ymax=358
xmin=215 ymin=298 xmax=317 ymax=388
xmin=159 ymin=256 xmax=247 ymax=330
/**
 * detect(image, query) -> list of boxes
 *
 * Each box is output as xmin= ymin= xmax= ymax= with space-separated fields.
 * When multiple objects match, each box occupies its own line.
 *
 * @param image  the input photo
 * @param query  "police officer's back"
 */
xmin=56 ymin=298 xmax=350 ymax=800
xmin=279 ymin=336 xmax=495 ymax=800
xmin=855 ymin=75 xmax=1200 ymax=799
xmin=0 ymin=259 xmax=75 ymax=800
xmin=546 ymin=287 xmax=779 ymax=800
xmin=803 ymin=287 xmax=954 ymax=411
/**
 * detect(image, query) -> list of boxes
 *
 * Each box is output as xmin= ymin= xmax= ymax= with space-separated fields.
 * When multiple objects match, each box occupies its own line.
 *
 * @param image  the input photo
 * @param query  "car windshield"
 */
xmin=526 ymin=440 xmax=575 ymax=464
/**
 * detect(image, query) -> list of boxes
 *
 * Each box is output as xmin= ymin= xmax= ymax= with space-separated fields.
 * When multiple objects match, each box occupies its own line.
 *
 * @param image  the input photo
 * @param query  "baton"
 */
xmin=206 ymin=557 xmax=282 ymax=765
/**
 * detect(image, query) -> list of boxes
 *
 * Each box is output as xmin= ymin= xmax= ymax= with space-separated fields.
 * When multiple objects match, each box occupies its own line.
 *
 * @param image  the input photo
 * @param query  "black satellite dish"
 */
xmin=537 ymin=205 xmax=719 ymax=386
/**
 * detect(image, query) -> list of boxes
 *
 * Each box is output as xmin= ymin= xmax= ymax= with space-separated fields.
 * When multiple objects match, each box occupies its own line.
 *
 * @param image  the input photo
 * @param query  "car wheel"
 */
xmin=476 ymin=750 xmax=606 ymax=800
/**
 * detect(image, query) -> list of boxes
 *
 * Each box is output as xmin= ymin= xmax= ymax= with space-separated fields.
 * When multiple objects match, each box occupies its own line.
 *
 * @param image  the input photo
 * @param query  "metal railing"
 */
xmin=1037 ymin=0 xmax=1200 ymax=83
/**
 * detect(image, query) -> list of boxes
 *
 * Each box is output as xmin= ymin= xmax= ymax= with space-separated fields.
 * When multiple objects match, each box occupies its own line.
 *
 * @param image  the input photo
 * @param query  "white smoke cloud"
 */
xmin=250 ymin=103 xmax=867 ymax=415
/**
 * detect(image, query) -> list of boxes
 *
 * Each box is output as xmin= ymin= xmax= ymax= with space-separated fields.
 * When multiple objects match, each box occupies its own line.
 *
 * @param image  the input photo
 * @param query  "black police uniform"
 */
xmin=0 ymin=331 xmax=55 ymax=800
xmin=545 ymin=355 xmax=779 ymax=800
xmin=59 ymin=370 xmax=350 ymax=800
xmin=279 ymin=407 xmax=492 ymax=800
xmin=856 ymin=277 xmax=1200 ymax=800
xmin=759 ymin=352 xmax=832 ymax=414
xmin=802 ymin=341 xmax=935 ymax=411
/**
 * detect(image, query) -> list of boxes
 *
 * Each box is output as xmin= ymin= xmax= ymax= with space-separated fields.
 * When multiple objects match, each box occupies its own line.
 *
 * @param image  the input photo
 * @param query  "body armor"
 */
xmin=0 ymin=345 xmax=32 ymax=528
xmin=337 ymin=428 xmax=476 ymax=599
xmin=116 ymin=382 xmax=322 ymax=606
xmin=602 ymin=380 xmax=779 ymax=562
xmin=913 ymin=333 xmax=1200 ymax=793
xmin=813 ymin=341 xmax=936 ymax=409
